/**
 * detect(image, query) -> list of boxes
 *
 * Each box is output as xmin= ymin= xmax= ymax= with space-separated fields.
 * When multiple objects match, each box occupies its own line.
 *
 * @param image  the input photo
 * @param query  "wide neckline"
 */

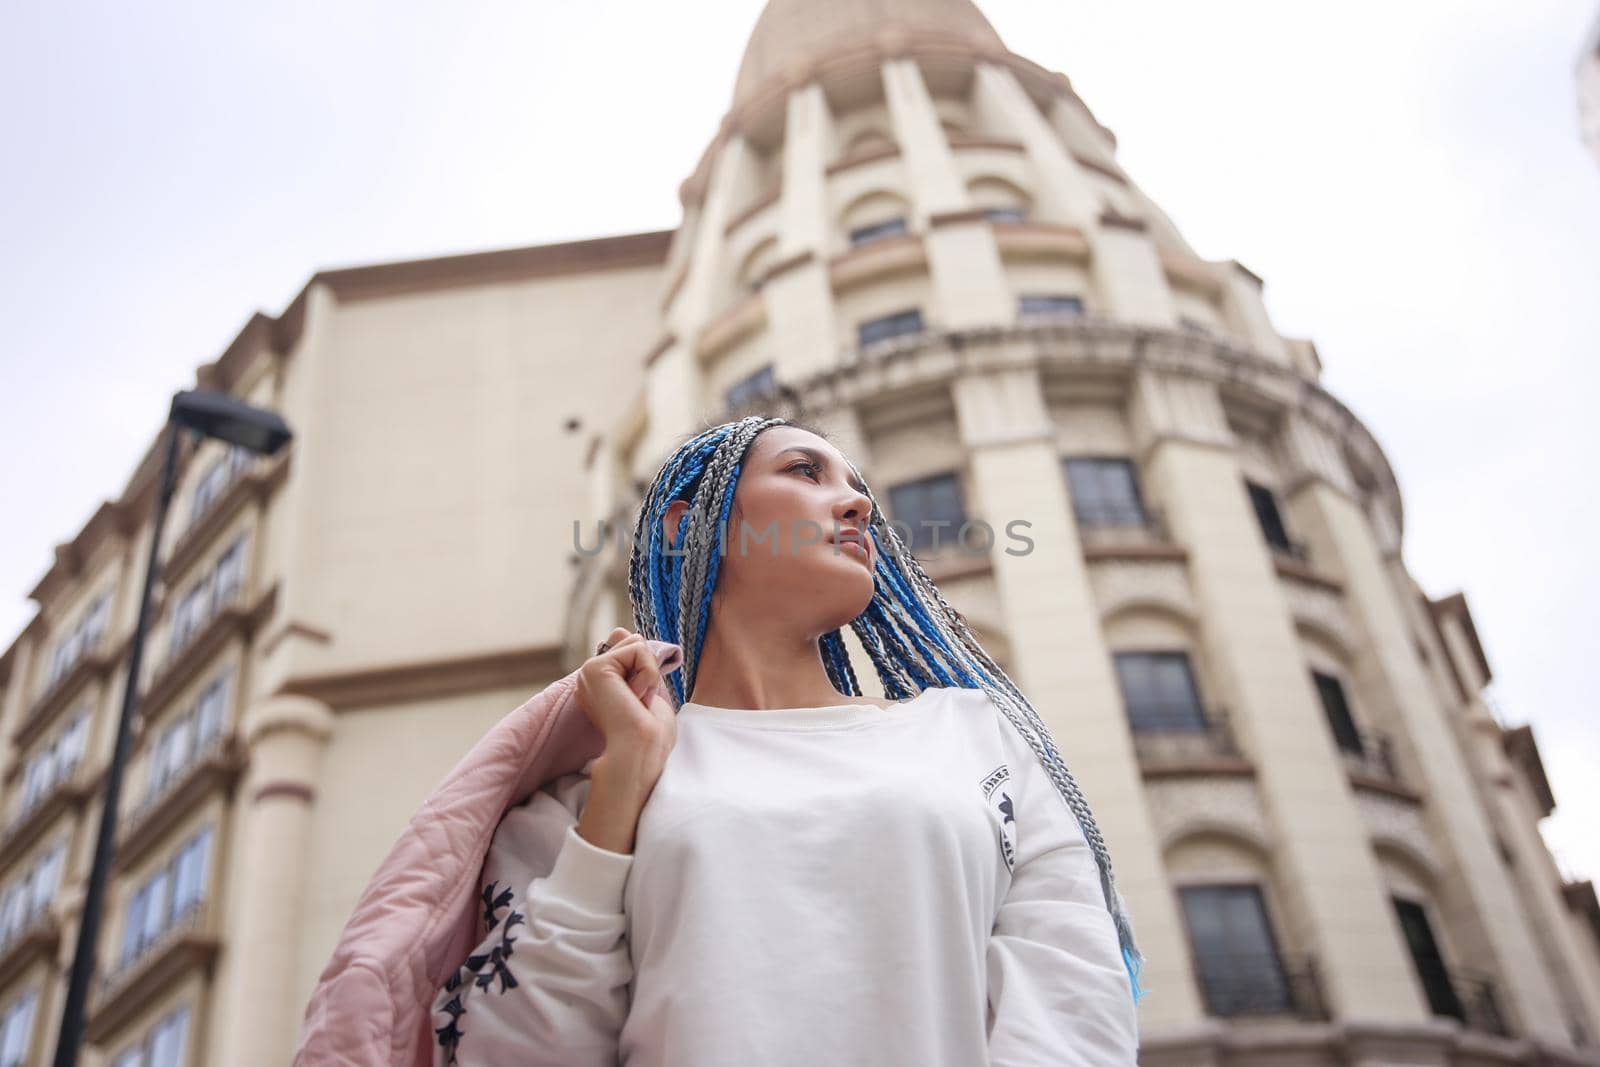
xmin=677 ymin=686 xmax=948 ymax=730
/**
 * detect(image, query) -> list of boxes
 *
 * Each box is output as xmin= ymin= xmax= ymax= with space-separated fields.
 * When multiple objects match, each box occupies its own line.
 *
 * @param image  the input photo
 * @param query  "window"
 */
xmin=1393 ymin=897 xmax=1465 ymax=1021
xmin=1114 ymin=651 xmax=1206 ymax=731
xmin=1064 ymin=457 xmax=1147 ymax=526
xmin=110 ymin=1004 xmax=190 ymax=1067
xmin=213 ymin=536 xmax=246 ymax=607
xmin=16 ymin=706 xmax=90 ymax=815
xmin=1312 ymin=670 xmax=1363 ymax=755
xmin=1244 ymin=480 xmax=1294 ymax=555
xmin=1019 ymin=293 xmax=1083 ymax=317
xmin=848 ymin=217 xmax=908 ymax=246
xmin=724 ymin=364 xmax=777 ymax=410
xmin=0 ymin=839 xmax=67 ymax=951
xmin=45 ymin=592 xmax=111 ymax=690
xmin=984 ymin=206 xmax=1027 ymax=224
xmin=120 ymin=825 xmax=212 ymax=966
xmin=166 ymin=533 xmax=248 ymax=663
xmin=188 ymin=444 xmax=252 ymax=528
xmin=886 ymin=472 xmax=967 ymax=553
xmin=857 ymin=309 xmax=924 ymax=348
xmin=144 ymin=667 xmax=235 ymax=802
xmin=0 ymin=988 xmax=36 ymax=1067
xmin=1181 ymin=885 xmax=1293 ymax=1015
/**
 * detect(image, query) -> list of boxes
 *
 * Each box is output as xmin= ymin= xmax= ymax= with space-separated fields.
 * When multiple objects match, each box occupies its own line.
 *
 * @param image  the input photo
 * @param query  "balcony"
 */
xmin=163 ymin=446 xmax=287 ymax=583
xmin=0 ymin=765 xmax=94 ymax=863
xmin=1193 ymin=950 xmax=1328 ymax=1021
xmin=0 ymin=905 xmax=61 ymax=980
xmin=1076 ymin=505 xmax=1186 ymax=562
xmin=15 ymin=638 xmax=122 ymax=749
xmin=88 ymin=898 xmax=219 ymax=1042
xmin=1130 ymin=705 xmax=1252 ymax=776
xmin=1338 ymin=727 xmax=1420 ymax=801
xmin=1422 ymin=965 xmax=1512 ymax=1037
xmin=116 ymin=735 xmax=246 ymax=871
xmin=139 ymin=581 xmax=275 ymax=726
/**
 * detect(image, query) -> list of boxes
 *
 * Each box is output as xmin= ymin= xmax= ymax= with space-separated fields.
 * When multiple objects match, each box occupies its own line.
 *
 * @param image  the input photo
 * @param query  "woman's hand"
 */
xmin=572 ymin=627 xmax=678 ymax=855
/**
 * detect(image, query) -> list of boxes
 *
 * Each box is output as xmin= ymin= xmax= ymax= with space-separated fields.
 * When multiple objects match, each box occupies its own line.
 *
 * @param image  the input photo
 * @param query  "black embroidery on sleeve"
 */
xmin=434 ymin=879 xmax=530 ymax=1064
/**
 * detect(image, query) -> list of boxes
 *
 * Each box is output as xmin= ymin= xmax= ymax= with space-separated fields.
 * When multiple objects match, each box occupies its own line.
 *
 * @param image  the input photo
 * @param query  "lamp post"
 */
xmin=52 ymin=389 xmax=292 ymax=1067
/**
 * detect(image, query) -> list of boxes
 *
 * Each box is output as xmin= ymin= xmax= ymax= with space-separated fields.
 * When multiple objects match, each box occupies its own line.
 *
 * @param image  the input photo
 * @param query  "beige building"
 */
xmin=1581 ymin=5 xmax=1600 ymax=168
xmin=4 ymin=1 xmax=1599 ymax=1064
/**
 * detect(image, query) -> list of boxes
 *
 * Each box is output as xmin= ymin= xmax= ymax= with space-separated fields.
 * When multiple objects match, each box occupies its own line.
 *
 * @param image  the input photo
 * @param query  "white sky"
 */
xmin=2 ymin=0 xmax=1596 ymax=879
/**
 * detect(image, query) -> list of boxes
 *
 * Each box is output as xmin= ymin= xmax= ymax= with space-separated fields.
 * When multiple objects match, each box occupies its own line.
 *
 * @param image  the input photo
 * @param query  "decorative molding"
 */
xmin=827 ymin=233 xmax=927 ymax=294
xmin=722 ymin=185 xmax=782 ymax=238
xmin=253 ymin=780 xmax=316 ymax=805
xmin=755 ymin=250 xmax=815 ymax=289
xmin=1097 ymin=210 xmax=1148 ymax=233
xmin=928 ymin=207 xmax=992 ymax=228
xmin=643 ymin=333 xmax=678 ymax=370
xmin=1072 ymin=152 xmax=1129 ymax=185
xmin=824 ymin=144 xmax=902 ymax=176
xmin=280 ymin=643 xmax=565 ymax=711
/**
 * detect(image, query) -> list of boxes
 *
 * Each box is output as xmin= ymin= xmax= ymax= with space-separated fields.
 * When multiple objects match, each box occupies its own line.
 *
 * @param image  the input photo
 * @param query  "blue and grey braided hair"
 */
xmin=626 ymin=413 xmax=1148 ymax=1005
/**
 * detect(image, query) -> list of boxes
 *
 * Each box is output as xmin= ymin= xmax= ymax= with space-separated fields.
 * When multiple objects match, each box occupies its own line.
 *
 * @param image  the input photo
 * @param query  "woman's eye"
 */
xmin=788 ymin=462 xmax=821 ymax=480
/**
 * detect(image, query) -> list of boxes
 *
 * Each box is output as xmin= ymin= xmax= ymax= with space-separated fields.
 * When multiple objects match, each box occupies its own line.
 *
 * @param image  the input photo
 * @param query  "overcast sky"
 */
xmin=3 ymin=0 xmax=1596 ymax=878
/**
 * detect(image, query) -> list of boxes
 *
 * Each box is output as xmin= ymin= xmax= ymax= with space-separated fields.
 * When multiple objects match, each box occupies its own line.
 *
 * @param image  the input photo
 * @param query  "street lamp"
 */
xmin=52 ymin=389 xmax=292 ymax=1067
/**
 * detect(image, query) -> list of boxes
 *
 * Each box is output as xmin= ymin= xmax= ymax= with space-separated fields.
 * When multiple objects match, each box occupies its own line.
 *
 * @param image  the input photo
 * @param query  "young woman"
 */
xmin=431 ymin=415 xmax=1147 ymax=1066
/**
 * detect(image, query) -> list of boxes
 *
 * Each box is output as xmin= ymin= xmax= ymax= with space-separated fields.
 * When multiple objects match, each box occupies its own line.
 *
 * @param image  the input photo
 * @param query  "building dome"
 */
xmin=731 ymin=0 xmax=1007 ymax=110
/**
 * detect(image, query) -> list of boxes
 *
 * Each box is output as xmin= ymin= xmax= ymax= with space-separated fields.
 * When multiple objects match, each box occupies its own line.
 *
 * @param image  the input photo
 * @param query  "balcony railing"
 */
xmin=1268 ymin=536 xmax=1311 ymax=565
xmin=1075 ymin=505 xmax=1174 ymax=549
xmin=1193 ymin=950 xmax=1327 ymax=1020
xmin=1421 ymin=965 xmax=1511 ymax=1037
xmin=1130 ymin=704 xmax=1244 ymax=764
xmin=1338 ymin=728 xmax=1404 ymax=786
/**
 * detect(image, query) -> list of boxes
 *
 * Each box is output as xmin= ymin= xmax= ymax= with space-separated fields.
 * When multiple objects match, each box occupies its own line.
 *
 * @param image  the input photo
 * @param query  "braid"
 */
xmin=626 ymin=415 xmax=1148 ymax=1005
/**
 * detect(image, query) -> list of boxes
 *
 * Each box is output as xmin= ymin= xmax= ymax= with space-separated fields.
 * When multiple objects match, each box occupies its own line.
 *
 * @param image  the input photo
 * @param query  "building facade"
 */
xmin=3 ymin=1 xmax=1600 ymax=1064
xmin=1581 ymin=4 xmax=1600 ymax=169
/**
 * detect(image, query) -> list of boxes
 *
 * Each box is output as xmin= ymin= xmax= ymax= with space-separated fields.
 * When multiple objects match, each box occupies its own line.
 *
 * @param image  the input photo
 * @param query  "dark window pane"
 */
xmin=849 ymin=217 xmax=908 ymax=245
xmin=1312 ymin=670 xmax=1364 ymax=755
xmin=1064 ymin=457 xmax=1146 ymax=525
xmin=857 ymin=309 xmax=924 ymax=348
xmin=1393 ymin=897 xmax=1465 ymax=1021
xmin=886 ymin=472 xmax=966 ymax=552
xmin=725 ymin=364 xmax=776 ymax=409
xmin=1114 ymin=651 xmax=1204 ymax=730
xmin=1020 ymin=293 xmax=1083 ymax=316
xmin=1180 ymin=885 xmax=1292 ymax=1015
xmin=1245 ymin=480 xmax=1291 ymax=551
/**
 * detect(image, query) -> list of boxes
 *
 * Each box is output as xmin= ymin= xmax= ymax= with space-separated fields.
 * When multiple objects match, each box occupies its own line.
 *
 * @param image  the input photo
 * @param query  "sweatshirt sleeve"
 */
xmin=985 ymin=712 xmax=1141 ymax=1065
xmin=432 ymin=770 xmax=634 ymax=1067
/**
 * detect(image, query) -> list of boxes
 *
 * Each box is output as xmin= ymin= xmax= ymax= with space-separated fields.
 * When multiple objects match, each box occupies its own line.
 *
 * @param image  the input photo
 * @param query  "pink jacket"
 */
xmin=292 ymin=639 xmax=685 ymax=1067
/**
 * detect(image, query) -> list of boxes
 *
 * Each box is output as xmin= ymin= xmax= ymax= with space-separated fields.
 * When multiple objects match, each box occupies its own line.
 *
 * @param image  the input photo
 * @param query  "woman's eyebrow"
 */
xmin=777 ymin=446 xmax=867 ymax=493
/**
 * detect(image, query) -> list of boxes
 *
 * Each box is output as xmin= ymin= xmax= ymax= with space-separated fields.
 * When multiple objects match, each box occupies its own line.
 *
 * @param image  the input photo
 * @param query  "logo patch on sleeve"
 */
xmin=980 ymin=763 xmax=1017 ymax=873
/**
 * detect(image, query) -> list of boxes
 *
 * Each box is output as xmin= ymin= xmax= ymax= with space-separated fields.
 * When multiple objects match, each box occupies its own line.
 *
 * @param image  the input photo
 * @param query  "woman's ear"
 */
xmin=663 ymin=498 xmax=690 ymax=548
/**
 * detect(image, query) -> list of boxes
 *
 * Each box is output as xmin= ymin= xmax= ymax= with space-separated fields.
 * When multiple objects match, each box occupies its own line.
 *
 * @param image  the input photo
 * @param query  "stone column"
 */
xmin=766 ymin=83 xmax=839 ymax=382
xmin=212 ymin=693 xmax=333 ymax=1067
xmin=1132 ymin=369 xmax=1425 ymax=1022
xmin=971 ymin=62 xmax=1098 ymax=227
xmin=1281 ymin=415 xmax=1572 ymax=1039
xmin=641 ymin=135 xmax=757 ymax=468
xmin=952 ymin=365 xmax=1203 ymax=1026
xmin=880 ymin=58 xmax=1012 ymax=328
xmin=1219 ymin=261 xmax=1290 ymax=364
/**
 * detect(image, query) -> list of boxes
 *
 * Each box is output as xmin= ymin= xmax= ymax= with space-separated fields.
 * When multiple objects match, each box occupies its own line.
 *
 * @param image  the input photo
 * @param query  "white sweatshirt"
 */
xmin=431 ymin=685 xmax=1140 ymax=1066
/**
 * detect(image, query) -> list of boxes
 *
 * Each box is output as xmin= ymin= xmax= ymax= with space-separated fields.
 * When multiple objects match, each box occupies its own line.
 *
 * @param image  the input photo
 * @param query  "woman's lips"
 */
xmin=828 ymin=536 xmax=871 ymax=565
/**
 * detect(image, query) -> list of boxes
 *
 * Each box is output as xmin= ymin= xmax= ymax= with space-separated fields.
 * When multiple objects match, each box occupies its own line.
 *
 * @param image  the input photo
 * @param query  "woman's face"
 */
xmin=666 ymin=427 xmax=878 ymax=634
